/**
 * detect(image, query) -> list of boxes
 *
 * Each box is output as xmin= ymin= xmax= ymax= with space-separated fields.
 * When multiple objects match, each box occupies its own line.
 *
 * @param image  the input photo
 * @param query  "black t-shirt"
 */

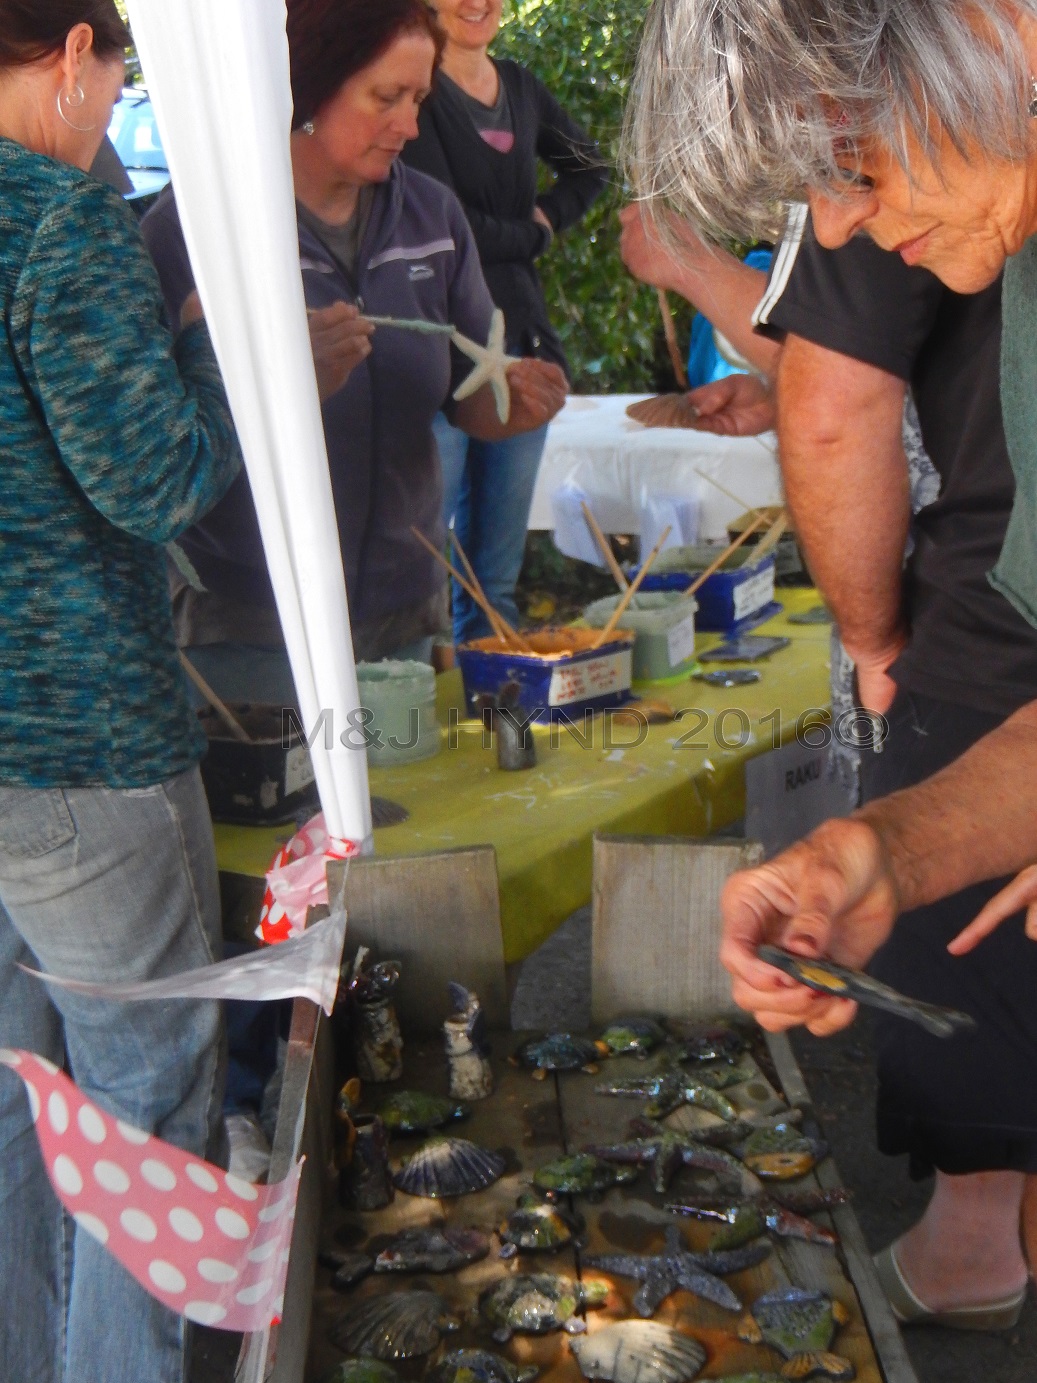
xmin=757 ymin=222 xmax=1037 ymax=718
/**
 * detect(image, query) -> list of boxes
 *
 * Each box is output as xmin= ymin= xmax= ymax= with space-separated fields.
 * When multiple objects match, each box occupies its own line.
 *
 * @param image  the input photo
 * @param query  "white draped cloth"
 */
xmin=124 ymin=0 xmax=372 ymax=848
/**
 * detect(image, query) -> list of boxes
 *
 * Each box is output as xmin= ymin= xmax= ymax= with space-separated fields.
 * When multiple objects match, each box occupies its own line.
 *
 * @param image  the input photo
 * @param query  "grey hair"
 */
xmin=624 ymin=0 xmax=1037 ymax=244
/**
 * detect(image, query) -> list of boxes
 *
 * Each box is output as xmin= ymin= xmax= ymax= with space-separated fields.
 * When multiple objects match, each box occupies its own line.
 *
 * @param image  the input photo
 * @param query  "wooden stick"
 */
xmin=581 ymin=501 xmax=629 ymax=592
xmin=683 ymin=512 xmax=769 ymax=598
xmin=179 ymin=652 xmax=252 ymax=744
xmin=693 ymin=467 xmax=766 ymax=519
xmin=410 ymin=527 xmax=535 ymax=653
xmin=449 ymin=532 xmax=509 ymax=645
xmin=591 ymin=525 xmax=672 ymax=650
xmin=745 ymin=508 xmax=789 ymax=565
xmin=657 ymin=289 xmax=689 ymax=390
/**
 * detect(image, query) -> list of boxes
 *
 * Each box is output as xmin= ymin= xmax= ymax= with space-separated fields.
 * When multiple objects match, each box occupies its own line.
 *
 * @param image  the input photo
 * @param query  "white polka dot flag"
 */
xmin=258 ymin=812 xmax=358 ymax=945
xmin=0 ymin=1049 xmax=302 ymax=1332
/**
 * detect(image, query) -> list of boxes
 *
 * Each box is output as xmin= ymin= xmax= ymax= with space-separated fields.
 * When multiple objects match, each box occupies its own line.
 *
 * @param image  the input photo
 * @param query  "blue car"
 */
xmin=106 ymin=87 xmax=169 ymax=201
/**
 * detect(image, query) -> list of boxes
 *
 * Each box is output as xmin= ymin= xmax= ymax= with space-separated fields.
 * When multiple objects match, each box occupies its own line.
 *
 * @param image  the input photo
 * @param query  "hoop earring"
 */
xmin=57 ymin=85 xmax=96 ymax=133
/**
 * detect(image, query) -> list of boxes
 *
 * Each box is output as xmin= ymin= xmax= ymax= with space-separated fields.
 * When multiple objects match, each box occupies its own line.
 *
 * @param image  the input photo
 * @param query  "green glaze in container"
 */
xmin=356 ymin=660 xmax=440 ymax=767
xmin=582 ymin=593 xmax=698 ymax=683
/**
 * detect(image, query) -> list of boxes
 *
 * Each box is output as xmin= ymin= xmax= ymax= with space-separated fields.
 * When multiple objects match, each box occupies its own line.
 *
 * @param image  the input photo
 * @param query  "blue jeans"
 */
xmin=0 ymin=768 xmax=225 ymax=1383
xmin=433 ymin=413 xmax=548 ymax=645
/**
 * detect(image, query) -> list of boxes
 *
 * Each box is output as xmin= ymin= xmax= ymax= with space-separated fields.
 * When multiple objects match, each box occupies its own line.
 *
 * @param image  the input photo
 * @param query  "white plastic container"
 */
xmin=356 ymin=660 xmax=440 ymax=767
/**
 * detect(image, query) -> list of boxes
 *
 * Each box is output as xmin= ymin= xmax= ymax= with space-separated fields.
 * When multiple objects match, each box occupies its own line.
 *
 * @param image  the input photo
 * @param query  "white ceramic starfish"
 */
xmin=451 ymin=308 xmax=519 ymax=424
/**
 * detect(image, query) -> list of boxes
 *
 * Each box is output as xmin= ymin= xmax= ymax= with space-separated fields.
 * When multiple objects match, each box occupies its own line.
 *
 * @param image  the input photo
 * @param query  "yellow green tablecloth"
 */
xmin=214 ymin=590 xmax=831 ymax=961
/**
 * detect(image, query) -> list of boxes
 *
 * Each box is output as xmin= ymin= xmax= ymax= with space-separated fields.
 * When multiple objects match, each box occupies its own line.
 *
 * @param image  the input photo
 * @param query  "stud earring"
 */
xmin=302 ymin=120 xmax=316 ymax=136
xmin=1029 ymin=77 xmax=1037 ymax=118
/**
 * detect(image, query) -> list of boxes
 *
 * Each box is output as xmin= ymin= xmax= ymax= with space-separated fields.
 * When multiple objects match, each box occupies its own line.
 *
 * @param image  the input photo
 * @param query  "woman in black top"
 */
xmin=403 ymin=0 xmax=606 ymax=644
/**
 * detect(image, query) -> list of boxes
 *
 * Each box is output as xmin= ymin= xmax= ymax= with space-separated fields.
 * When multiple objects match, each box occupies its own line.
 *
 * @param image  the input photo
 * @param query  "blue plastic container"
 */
xmin=633 ymin=550 xmax=780 ymax=634
xmin=456 ymin=628 xmax=635 ymax=725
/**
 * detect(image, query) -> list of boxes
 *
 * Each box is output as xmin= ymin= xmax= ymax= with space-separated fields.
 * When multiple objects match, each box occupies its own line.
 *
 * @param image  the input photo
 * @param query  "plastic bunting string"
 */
xmin=259 ymin=811 xmax=357 ymax=944
xmin=122 ymin=0 xmax=372 ymax=851
xmin=0 ymin=1050 xmax=302 ymax=1332
xmin=19 ymin=903 xmax=348 ymax=1016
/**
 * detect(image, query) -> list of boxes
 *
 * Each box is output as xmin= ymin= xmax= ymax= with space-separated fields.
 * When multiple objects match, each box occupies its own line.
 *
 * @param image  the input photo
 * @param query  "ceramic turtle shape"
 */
xmin=479 ymin=1273 xmax=608 ymax=1341
xmin=377 ymin=1090 xmax=467 ymax=1136
xmin=426 ymin=1349 xmax=539 ymax=1383
xmin=319 ymin=1362 xmax=402 ymax=1383
xmin=738 ymin=1122 xmax=827 ymax=1181
xmin=511 ymin=1033 xmax=609 ymax=1079
xmin=597 ymin=1017 xmax=667 ymax=1058
xmin=738 ymin=1287 xmax=854 ymax=1380
xmin=497 ymin=1194 xmax=581 ymax=1256
xmin=532 ymin=1152 xmax=639 ymax=1201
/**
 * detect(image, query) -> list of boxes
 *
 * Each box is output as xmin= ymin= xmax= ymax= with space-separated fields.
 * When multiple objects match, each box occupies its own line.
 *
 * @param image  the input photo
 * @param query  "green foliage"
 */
xmin=495 ymin=0 xmax=685 ymax=393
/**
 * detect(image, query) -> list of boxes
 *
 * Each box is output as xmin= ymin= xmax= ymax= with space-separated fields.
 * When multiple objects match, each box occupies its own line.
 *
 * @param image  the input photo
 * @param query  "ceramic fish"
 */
xmin=373 ymin=1226 xmax=490 ymax=1274
xmin=329 ymin=1290 xmax=460 ymax=1360
xmin=318 ymin=1361 xmax=402 ymax=1383
xmin=598 ymin=1017 xmax=668 ymax=1058
xmin=478 ymin=1273 xmax=608 ymax=1341
xmin=738 ymin=1287 xmax=854 ymax=1380
xmin=377 ymin=1090 xmax=468 ymax=1136
xmin=667 ymin=1184 xmax=851 ymax=1251
xmin=532 ymin=1152 xmax=640 ymax=1200
xmin=757 ymin=945 xmax=977 ymax=1039
xmin=319 ymin=1247 xmax=374 ymax=1291
xmin=569 ymin=1320 xmax=707 ymax=1383
xmin=512 ymin=1033 xmax=610 ymax=1079
xmin=585 ymin=1224 xmax=769 ymax=1315
xmin=584 ymin=1122 xmax=763 ymax=1196
xmin=393 ymin=1137 xmax=505 ymax=1198
xmin=669 ymin=1021 xmax=749 ymax=1065
xmin=427 ymin=1349 xmax=539 ymax=1383
xmin=595 ymin=1064 xmax=739 ymax=1121
xmin=498 ymin=1194 xmax=581 ymax=1256
xmin=737 ymin=1122 xmax=827 ymax=1181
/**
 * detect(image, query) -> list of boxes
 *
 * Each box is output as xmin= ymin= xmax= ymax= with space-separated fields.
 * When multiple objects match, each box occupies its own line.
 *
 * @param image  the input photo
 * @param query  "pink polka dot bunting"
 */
xmin=0 ymin=1050 xmax=302 ymax=1331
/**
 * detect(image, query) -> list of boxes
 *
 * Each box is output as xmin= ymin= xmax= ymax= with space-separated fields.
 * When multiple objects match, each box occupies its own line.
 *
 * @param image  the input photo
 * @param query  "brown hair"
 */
xmin=286 ymin=0 xmax=444 ymax=130
xmin=0 ymin=0 xmax=130 ymax=68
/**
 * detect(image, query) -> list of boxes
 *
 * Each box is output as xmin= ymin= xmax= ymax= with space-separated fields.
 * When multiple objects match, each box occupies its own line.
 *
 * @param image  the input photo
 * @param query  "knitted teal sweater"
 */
xmin=0 ymin=138 xmax=241 ymax=788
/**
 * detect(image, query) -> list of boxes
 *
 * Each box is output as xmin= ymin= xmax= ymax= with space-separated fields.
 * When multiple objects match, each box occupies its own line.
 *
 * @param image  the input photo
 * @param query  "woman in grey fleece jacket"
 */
xmin=144 ymin=0 xmax=566 ymax=699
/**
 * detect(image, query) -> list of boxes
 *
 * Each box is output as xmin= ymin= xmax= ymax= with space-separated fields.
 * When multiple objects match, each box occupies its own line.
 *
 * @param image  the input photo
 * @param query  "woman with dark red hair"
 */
xmin=144 ymin=0 xmax=567 ymax=696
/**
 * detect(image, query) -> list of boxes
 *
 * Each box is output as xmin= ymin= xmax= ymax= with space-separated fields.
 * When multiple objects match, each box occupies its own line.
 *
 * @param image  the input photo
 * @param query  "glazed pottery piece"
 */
xmin=392 ymin=1137 xmax=506 ymax=1199
xmin=341 ymin=1115 xmax=394 ymax=1212
xmin=329 ymin=1290 xmax=460 ymax=1361
xmin=444 ymin=982 xmax=493 ymax=1100
xmin=569 ymin=1320 xmax=707 ymax=1383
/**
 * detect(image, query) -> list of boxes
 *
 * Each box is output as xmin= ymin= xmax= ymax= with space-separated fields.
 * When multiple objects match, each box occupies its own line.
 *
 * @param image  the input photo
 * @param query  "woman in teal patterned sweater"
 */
xmin=0 ymin=4 xmax=241 ymax=1381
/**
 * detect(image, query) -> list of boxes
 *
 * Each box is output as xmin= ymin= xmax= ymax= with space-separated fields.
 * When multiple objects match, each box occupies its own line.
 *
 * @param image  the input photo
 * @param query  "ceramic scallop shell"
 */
xmin=328 ymin=1290 xmax=457 ymax=1360
xmin=570 ymin=1321 xmax=707 ymax=1383
xmin=392 ymin=1137 xmax=506 ymax=1198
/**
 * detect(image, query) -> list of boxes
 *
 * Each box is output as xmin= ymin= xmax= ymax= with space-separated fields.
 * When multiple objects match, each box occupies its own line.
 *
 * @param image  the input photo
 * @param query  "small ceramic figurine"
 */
xmin=341 ymin=1113 xmax=394 ymax=1212
xmin=348 ymin=947 xmax=404 ymax=1083
xmin=443 ymin=982 xmax=493 ymax=1100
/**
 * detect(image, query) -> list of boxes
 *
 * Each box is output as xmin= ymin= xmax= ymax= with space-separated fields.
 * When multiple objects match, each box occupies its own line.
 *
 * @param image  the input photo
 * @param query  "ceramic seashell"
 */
xmin=570 ymin=1321 xmax=707 ymax=1383
xmin=392 ymin=1137 xmax=506 ymax=1198
xmin=329 ymin=1290 xmax=459 ymax=1360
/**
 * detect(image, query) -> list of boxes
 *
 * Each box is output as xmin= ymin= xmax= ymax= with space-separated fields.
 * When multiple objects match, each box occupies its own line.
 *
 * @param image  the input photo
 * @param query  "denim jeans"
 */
xmin=0 ymin=768 xmax=225 ymax=1383
xmin=433 ymin=413 xmax=549 ymax=644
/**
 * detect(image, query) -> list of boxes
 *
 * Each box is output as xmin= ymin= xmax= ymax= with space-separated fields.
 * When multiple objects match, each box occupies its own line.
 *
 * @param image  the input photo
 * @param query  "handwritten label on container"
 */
xmin=733 ymin=564 xmax=775 ymax=621
xmin=548 ymin=650 xmax=633 ymax=707
xmin=666 ymin=615 xmax=697 ymax=668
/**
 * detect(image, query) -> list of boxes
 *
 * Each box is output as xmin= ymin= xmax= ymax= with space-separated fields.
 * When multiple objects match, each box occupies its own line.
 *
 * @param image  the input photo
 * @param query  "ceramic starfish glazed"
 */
xmin=451 ymin=309 xmax=518 ymax=424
